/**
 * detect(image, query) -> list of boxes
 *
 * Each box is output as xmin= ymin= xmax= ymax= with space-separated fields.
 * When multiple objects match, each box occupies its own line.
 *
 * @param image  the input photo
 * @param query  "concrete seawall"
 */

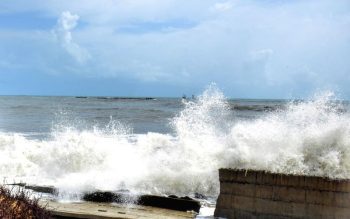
xmin=214 ymin=169 xmax=350 ymax=219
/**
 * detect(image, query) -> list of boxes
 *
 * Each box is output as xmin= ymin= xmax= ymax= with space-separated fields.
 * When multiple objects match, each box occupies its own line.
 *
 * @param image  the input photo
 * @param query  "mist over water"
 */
xmin=1 ymin=87 xmax=350 ymax=198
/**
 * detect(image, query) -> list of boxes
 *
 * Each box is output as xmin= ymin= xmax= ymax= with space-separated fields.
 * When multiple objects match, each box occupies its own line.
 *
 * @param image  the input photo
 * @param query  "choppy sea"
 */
xmin=1 ymin=86 xmax=350 ymax=215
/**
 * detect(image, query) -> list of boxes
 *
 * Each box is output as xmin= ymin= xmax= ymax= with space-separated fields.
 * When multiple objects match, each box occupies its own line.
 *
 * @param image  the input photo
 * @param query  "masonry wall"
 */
xmin=214 ymin=169 xmax=350 ymax=219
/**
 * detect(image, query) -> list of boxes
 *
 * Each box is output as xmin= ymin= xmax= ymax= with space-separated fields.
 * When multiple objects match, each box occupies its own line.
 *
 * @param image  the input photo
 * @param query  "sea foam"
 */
xmin=1 ymin=87 xmax=350 ymax=197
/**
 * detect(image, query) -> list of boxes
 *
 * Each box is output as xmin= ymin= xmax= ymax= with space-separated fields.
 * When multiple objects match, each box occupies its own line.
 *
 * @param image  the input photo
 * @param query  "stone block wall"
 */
xmin=214 ymin=169 xmax=350 ymax=219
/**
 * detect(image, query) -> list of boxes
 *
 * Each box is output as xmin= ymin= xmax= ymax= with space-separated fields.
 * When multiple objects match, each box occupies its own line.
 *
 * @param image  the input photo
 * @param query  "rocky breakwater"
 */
xmin=13 ymin=184 xmax=200 ymax=218
xmin=215 ymin=168 xmax=350 ymax=219
xmin=83 ymin=191 xmax=201 ymax=212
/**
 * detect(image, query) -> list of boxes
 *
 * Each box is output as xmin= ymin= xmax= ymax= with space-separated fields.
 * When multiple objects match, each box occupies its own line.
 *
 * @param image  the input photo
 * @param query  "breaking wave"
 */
xmin=1 ymin=86 xmax=350 ymax=198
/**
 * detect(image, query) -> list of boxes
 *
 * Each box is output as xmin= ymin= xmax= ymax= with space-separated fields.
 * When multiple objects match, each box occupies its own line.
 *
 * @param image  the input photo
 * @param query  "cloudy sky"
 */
xmin=0 ymin=0 xmax=349 ymax=98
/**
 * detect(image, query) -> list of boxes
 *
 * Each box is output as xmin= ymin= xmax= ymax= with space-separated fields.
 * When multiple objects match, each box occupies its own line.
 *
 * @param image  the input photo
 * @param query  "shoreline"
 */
xmin=1 ymin=184 xmax=201 ymax=218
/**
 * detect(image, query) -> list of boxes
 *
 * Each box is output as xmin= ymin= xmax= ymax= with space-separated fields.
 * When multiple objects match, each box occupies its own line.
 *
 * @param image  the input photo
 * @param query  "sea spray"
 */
xmin=224 ymin=91 xmax=350 ymax=178
xmin=1 ymin=88 xmax=350 ymax=198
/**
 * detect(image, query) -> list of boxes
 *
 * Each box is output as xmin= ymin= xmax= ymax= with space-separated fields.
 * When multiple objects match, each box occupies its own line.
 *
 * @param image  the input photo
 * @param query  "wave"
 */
xmin=1 ymin=87 xmax=350 ymax=198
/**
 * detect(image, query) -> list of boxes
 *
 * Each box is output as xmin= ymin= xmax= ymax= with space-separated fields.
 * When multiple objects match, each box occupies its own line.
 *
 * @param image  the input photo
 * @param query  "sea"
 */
xmin=1 ymin=86 xmax=350 ymax=215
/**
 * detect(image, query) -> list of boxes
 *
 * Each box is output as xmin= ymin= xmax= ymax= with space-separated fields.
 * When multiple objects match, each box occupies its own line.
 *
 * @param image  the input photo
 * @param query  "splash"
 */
xmin=225 ymin=91 xmax=350 ymax=178
xmin=1 ymin=87 xmax=350 ymax=198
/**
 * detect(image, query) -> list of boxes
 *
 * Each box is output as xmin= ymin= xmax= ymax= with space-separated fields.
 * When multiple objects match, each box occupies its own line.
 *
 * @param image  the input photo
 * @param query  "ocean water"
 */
xmin=1 ymin=86 xmax=350 ymax=201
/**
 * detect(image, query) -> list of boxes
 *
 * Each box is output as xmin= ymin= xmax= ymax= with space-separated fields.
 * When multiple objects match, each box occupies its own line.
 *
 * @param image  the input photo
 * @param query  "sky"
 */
xmin=0 ymin=0 xmax=349 ymax=98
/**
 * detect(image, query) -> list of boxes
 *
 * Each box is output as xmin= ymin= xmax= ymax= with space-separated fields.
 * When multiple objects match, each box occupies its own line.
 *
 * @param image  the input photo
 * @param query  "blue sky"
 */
xmin=0 ymin=0 xmax=349 ymax=98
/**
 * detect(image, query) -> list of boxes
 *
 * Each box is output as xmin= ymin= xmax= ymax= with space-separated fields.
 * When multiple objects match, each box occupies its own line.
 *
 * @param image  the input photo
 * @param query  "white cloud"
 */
xmin=1 ymin=0 xmax=350 ymax=97
xmin=53 ymin=11 xmax=90 ymax=63
xmin=212 ymin=2 xmax=233 ymax=12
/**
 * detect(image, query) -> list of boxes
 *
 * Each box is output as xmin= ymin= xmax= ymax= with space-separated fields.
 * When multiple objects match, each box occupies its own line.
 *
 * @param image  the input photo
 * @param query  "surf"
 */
xmin=1 ymin=87 xmax=350 ymax=199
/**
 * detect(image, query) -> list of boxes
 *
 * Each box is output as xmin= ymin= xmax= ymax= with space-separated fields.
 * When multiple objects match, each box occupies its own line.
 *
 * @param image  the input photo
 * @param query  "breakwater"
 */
xmin=10 ymin=184 xmax=201 ymax=213
xmin=214 ymin=169 xmax=350 ymax=219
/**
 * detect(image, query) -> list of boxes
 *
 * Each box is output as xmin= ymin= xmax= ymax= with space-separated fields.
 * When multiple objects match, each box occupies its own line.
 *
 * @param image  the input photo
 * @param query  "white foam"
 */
xmin=1 ymin=87 xmax=350 ymax=198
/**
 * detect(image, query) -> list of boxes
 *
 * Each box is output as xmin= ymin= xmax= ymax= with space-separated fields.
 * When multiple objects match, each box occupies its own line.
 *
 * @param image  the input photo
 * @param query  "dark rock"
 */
xmin=194 ymin=193 xmax=207 ymax=199
xmin=137 ymin=195 xmax=201 ymax=213
xmin=82 ymin=191 xmax=135 ymax=203
xmin=5 ymin=183 xmax=26 ymax=187
xmin=24 ymin=185 xmax=57 ymax=195
xmin=116 ymin=189 xmax=130 ymax=193
xmin=83 ymin=191 xmax=201 ymax=212
xmin=179 ymin=196 xmax=193 ymax=201
xmin=83 ymin=191 xmax=116 ymax=202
